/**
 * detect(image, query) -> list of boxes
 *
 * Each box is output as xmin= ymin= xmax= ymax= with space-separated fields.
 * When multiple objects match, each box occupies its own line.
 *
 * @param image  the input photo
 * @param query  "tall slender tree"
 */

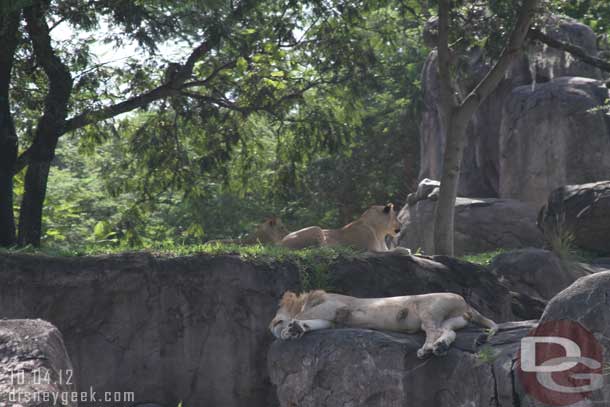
xmin=433 ymin=0 xmax=540 ymax=255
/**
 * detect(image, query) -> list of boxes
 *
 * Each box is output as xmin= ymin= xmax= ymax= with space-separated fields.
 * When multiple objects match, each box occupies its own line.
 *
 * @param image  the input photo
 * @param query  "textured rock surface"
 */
xmin=538 ymin=181 xmax=610 ymax=254
xmin=419 ymin=16 xmax=607 ymax=199
xmin=0 ymin=252 xmax=301 ymax=407
xmin=489 ymin=249 xmax=589 ymax=301
xmin=0 ymin=319 xmax=76 ymax=406
xmin=268 ymin=271 xmax=610 ymax=407
xmin=397 ymin=197 xmax=544 ymax=256
xmin=500 ymin=79 xmax=610 ymax=206
xmin=536 ymin=271 xmax=610 ymax=406
xmin=0 ymin=251 xmax=532 ymax=407
xmin=268 ymin=321 xmax=536 ymax=407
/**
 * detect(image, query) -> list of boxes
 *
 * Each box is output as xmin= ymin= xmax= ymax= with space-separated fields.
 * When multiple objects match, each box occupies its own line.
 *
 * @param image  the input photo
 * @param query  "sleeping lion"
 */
xmin=269 ymin=290 xmax=498 ymax=358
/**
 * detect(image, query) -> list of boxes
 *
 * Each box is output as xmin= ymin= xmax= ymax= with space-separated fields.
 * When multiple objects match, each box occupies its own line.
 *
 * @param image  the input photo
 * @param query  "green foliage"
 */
xmin=9 ymin=0 xmax=609 ymax=251
xmin=19 ymin=0 xmax=427 ymax=247
xmin=460 ymin=250 xmax=505 ymax=266
xmin=475 ymin=345 xmax=499 ymax=366
xmin=551 ymin=0 xmax=610 ymax=36
xmin=0 ymin=241 xmax=358 ymax=291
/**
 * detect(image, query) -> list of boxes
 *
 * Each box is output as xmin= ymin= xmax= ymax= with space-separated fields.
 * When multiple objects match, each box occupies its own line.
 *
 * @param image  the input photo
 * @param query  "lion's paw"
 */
xmin=416 ymin=347 xmax=432 ymax=359
xmin=281 ymin=320 xmax=305 ymax=340
xmin=432 ymin=340 xmax=450 ymax=356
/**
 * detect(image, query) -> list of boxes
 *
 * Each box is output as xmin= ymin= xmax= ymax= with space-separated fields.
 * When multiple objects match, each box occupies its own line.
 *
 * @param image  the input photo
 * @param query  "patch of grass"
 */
xmin=475 ymin=345 xmax=499 ymax=366
xmin=0 ymin=242 xmax=361 ymax=291
xmin=460 ymin=249 xmax=505 ymax=266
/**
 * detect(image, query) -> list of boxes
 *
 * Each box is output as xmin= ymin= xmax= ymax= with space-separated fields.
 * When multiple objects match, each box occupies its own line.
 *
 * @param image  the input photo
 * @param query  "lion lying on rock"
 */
xmin=279 ymin=204 xmax=410 ymax=254
xmin=270 ymin=290 xmax=498 ymax=358
xmin=206 ymin=217 xmax=289 ymax=245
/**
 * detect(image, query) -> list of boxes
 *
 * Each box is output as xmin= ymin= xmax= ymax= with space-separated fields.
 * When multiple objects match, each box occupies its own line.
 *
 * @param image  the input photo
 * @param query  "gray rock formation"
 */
xmin=0 ymin=319 xmax=76 ymax=407
xmin=268 ymin=321 xmax=536 ymax=407
xmin=489 ymin=249 xmax=589 ymax=300
xmin=536 ymin=271 xmax=610 ymax=406
xmin=268 ymin=271 xmax=610 ymax=407
xmin=0 ymin=252 xmax=301 ymax=407
xmin=538 ymin=181 xmax=610 ymax=254
xmin=499 ymin=79 xmax=610 ymax=206
xmin=406 ymin=178 xmax=440 ymax=206
xmin=419 ymin=16 xmax=608 ymax=200
xmin=397 ymin=197 xmax=544 ymax=256
xmin=0 ymin=251 xmax=542 ymax=406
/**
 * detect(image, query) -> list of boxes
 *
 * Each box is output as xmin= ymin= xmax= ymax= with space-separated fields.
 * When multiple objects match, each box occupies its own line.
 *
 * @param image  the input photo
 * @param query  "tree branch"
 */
xmin=459 ymin=0 xmax=539 ymax=120
xmin=60 ymin=40 xmax=211 ymax=134
xmin=528 ymin=27 xmax=610 ymax=73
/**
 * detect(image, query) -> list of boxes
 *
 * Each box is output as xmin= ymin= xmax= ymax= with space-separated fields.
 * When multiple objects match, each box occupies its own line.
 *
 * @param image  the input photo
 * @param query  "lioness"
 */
xmin=206 ymin=217 xmax=288 ymax=245
xmin=279 ymin=204 xmax=408 ymax=253
xmin=269 ymin=290 xmax=498 ymax=358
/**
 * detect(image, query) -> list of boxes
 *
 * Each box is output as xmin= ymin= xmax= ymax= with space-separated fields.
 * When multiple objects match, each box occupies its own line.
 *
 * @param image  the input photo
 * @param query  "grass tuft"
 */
xmin=0 ymin=242 xmax=361 ymax=291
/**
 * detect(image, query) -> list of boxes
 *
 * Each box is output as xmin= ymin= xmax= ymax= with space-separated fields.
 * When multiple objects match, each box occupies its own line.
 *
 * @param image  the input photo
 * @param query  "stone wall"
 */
xmin=0 ymin=252 xmax=300 ymax=407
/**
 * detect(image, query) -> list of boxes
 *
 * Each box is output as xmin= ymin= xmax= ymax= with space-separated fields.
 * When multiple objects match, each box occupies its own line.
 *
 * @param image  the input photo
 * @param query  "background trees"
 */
xmin=3 ymin=0 xmax=608 ymax=251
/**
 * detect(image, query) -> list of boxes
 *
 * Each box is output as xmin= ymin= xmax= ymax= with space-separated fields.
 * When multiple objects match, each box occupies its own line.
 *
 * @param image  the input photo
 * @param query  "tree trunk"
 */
xmin=0 ymin=10 xmax=20 ymax=247
xmin=432 ymin=0 xmax=539 ymax=255
xmin=18 ymin=1 xmax=72 ymax=246
xmin=433 ymin=115 xmax=468 ymax=255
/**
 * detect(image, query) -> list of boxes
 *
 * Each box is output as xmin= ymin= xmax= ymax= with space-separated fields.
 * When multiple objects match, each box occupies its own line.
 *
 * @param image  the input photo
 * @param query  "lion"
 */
xmin=206 ymin=216 xmax=289 ymax=245
xmin=279 ymin=204 xmax=409 ymax=253
xmin=269 ymin=290 xmax=498 ymax=358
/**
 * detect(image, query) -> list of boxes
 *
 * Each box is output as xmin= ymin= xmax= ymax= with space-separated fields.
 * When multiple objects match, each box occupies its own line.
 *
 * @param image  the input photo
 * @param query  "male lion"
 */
xmin=206 ymin=216 xmax=289 ymax=245
xmin=279 ymin=204 xmax=408 ymax=253
xmin=269 ymin=290 xmax=498 ymax=358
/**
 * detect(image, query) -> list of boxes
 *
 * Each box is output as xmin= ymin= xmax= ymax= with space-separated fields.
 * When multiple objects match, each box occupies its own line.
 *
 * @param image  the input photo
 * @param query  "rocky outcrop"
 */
xmin=268 ymin=271 xmax=610 ymax=407
xmin=419 ymin=16 xmax=609 ymax=200
xmin=0 ymin=251 xmax=539 ymax=406
xmin=538 ymin=181 xmax=610 ymax=254
xmin=0 ymin=319 xmax=76 ymax=406
xmin=268 ymin=321 xmax=536 ymax=407
xmin=489 ymin=249 xmax=589 ymax=301
xmin=0 ymin=252 xmax=301 ymax=407
xmin=536 ymin=271 xmax=610 ymax=406
xmin=406 ymin=178 xmax=440 ymax=206
xmin=397 ymin=197 xmax=544 ymax=256
xmin=499 ymin=79 xmax=610 ymax=206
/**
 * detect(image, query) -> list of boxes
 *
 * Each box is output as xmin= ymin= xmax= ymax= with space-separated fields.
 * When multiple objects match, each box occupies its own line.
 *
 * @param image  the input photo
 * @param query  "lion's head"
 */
xmin=269 ymin=290 xmax=326 ymax=338
xmin=360 ymin=203 xmax=401 ymax=237
xmin=255 ymin=216 xmax=289 ymax=243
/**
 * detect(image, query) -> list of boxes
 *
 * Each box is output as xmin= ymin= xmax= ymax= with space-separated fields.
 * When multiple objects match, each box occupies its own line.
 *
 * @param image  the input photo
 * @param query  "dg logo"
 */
xmin=516 ymin=320 xmax=605 ymax=406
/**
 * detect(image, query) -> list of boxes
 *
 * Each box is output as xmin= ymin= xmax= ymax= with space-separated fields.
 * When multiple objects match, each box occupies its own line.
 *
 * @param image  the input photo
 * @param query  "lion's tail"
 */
xmin=466 ymin=306 xmax=498 ymax=341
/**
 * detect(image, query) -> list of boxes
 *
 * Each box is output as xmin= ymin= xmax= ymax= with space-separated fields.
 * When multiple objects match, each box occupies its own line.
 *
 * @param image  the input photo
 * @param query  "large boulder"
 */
xmin=268 ymin=273 xmax=610 ymax=407
xmin=533 ymin=271 xmax=610 ymax=406
xmin=397 ymin=197 xmax=544 ymax=256
xmin=538 ymin=181 xmax=610 ymax=254
xmin=419 ymin=16 xmax=605 ymax=199
xmin=499 ymin=79 xmax=610 ymax=206
xmin=489 ymin=249 xmax=589 ymax=301
xmin=268 ymin=321 xmax=536 ymax=407
xmin=0 ymin=319 xmax=76 ymax=406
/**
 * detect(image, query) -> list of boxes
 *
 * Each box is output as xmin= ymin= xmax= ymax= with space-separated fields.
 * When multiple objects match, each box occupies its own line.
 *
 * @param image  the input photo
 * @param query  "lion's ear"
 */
xmin=280 ymin=291 xmax=296 ymax=305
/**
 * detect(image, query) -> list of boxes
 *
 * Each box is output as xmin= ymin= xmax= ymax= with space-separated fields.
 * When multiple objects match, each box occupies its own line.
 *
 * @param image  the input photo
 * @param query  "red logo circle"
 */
xmin=516 ymin=320 xmax=603 ymax=406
